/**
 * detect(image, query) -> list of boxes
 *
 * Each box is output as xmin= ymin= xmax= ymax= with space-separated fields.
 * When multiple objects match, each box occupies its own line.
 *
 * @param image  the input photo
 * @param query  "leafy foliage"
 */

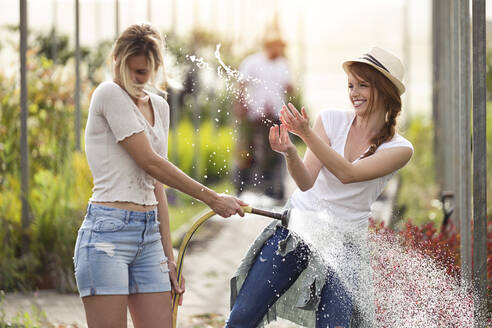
xmin=370 ymin=218 xmax=492 ymax=320
xmin=396 ymin=116 xmax=439 ymax=225
xmin=0 ymin=24 xmax=303 ymax=292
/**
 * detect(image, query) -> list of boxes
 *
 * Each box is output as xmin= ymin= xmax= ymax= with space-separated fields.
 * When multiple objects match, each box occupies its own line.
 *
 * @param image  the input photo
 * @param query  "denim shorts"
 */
xmin=73 ymin=203 xmax=171 ymax=297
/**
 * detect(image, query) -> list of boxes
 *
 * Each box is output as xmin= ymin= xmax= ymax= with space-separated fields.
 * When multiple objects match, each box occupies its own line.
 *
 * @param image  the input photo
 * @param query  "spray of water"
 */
xmin=185 ymin=44 xmax=289 ymax=127
xmin=183 ymin=44 xmax=293 ymax=183
xmin=184 ymin=45 xmax=487 ymax=326
xmin=287 ymin=208 xmax=479 ymax=327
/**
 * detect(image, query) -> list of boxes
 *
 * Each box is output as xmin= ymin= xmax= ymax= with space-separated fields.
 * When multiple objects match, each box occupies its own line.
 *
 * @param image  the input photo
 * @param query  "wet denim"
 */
xmin=73 ymin=203 xmax=171 ymax=297
xmin=227 ymin=226 xmax=353 ymax=328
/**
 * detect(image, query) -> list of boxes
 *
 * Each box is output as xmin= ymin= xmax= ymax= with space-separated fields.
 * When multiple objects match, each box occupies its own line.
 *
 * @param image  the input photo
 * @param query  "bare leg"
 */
xmin=128 ymin=292 xmax=172 ymax=328
xmin=82 ymin=295 xmax=128 ymax=328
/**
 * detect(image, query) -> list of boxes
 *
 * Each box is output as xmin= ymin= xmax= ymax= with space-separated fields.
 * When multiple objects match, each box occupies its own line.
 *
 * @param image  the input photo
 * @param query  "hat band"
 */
xmin=359 ymin=54 xmax=390 ymax=74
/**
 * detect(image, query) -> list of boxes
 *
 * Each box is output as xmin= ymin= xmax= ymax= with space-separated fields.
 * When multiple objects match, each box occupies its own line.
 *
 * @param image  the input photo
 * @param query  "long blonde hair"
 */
xmin=110 ymin=23 xmax=166 ymax=99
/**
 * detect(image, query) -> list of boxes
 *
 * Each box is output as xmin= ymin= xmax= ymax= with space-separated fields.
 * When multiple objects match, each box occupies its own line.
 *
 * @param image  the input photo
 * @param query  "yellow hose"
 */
xmin=172 ymin=205 xmax=253 ymax=327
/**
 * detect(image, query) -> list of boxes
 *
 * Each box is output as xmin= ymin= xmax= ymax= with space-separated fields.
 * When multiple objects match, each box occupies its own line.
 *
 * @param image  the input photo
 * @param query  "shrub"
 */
xmin=370 ymin=218 xmax=492 ymax=321
xmin=168 ymin=118 xmax=234 ymax=183
xmin=396 ymin=116 xmax=439 ymax=225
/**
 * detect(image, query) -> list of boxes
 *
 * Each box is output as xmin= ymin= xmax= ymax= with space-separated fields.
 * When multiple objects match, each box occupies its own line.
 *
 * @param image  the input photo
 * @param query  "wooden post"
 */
xmin=472 ymin=0 xmax=488 ymax=326
xmin=432 ymin=0 xmax=441 ymax=186
xmin=451 ymin=0 xmax=473 ymax=284
xmin=19 ymin=0 xmax=30 ymax=254
xmin=440 ymin=2 xmax=456 ymax=226
xmin=458 ymin=0 xmax=472 ymax=285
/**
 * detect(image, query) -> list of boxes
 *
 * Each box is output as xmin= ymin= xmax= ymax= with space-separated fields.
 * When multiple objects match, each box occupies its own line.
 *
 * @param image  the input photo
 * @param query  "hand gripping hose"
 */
xmin=172 ymin=205 xmax=289 ymax=327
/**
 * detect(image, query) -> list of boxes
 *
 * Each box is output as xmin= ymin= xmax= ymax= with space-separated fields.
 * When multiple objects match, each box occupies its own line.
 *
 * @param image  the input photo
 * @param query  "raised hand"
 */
xmin=279 ymin=103 xmax=311 ymax=138
xmin=269 ymin=124 xmax=295 ymax=154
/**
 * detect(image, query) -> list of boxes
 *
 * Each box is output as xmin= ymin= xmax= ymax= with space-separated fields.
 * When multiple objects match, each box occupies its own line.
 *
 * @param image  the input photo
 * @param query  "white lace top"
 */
xmin=85 ymin=81 xmax=169 ymax=205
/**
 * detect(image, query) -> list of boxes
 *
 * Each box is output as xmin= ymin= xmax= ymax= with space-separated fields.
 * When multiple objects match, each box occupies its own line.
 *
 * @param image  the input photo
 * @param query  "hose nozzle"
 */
xmin=242 ymin=205 xmax=290 ymax=226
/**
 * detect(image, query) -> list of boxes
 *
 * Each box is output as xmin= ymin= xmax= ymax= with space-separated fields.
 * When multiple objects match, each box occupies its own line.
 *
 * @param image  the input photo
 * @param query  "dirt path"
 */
xmin=176 ymin=207 xmax=298 ymax=327
xmin=1 ymin=196 xmax=298 ymax=327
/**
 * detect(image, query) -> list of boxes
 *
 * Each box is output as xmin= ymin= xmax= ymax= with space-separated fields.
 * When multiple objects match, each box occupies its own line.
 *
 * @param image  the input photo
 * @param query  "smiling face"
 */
xmin=347 ymin=72 xmax=376 ymax=116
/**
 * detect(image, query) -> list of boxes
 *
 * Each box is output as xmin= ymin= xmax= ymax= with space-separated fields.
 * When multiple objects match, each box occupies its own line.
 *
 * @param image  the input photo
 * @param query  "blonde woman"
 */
xmin=227 ymin=47 xmax=413 ymax=328
xmin=73 ymin=23 xmax=246 ymax=328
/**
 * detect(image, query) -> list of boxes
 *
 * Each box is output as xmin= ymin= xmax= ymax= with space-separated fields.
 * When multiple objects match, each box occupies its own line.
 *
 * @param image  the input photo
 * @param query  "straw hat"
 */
xmin=342 ymin=47 xmax=406 ymax=95
xmin=262 ymin=16 xmax=286 ymax=47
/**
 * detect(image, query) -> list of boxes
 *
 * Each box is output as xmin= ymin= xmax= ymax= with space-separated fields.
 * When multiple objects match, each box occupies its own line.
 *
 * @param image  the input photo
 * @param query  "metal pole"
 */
xmin=440 ymin=1 xmax=455 ymax=226
xmin=211 ymin=0 xmax=218 ymax=36
xmin=432 ymin=0 xmax=441 ymax=186
xmin=402 ymin=0 xmax=411 ymax=123
xmin=19 ymin=0 xmax=30 ymax=254
xmin=115 ymin=0 xmax=119 ymax=40
xmin=192 ymin=0 xmax=199 ymax=32
xmin=147 ymin=0 xmax=152 ymax=22
xmin=51 ymin=0 xmax=58 ymax=61
xmin=75 ymin=0 xmax=81 ymax=151
xmin=171 ymin=0 xmax=177 ymax=34
xmin=472 ymin=0 xmax=487 ymax=326
xmin=457 ymin=0 xmax=472 ymax=284
xmin=94 ymin=0 xmax=101 ymax=42
xmin=450 ymin=0 xmax=460 ymax=234
xmin=297 ymin=1 xmax=305 ymax=89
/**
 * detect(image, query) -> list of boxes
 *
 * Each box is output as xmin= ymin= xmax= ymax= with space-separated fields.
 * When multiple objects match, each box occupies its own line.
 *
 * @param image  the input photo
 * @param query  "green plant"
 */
xmin=486 ymin=50 xmax=492 ymax=101
xmin=370 ymin=218 xmax=491 ymax=323
xmin=486 ymin=102 xmax=492 ymax=209
xmin=396 ymin=115 xmax=439 ymax=226
xmin=29 ymin=153 xmax=89 ymax=292
xmin=0 ymin=290 xmax=50 ymax=328
xmin=0 ymin=25 xmax=303 ymax=293
xmin=168 ymin=118 xmax=235 ymax=182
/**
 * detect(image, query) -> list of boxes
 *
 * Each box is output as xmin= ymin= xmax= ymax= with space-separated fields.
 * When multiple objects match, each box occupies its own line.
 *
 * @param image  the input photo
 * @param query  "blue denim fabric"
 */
xmin=73 ymin=203 xmax=171 ymax=297
xmin=227 ymin=226 xmax=353 ymax=328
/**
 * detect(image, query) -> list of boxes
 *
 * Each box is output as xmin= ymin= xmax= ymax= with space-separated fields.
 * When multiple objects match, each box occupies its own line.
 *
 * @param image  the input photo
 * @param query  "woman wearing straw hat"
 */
xmin=226 ymin=47 xmax=413 ymax=328
xmin=73 ymin=23 xmax=246 ymax=328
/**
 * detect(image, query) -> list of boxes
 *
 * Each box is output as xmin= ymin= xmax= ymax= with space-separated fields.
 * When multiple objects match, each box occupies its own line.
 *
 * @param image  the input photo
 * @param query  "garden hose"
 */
xmin=172 ymin=205 xmax=289 ymax=327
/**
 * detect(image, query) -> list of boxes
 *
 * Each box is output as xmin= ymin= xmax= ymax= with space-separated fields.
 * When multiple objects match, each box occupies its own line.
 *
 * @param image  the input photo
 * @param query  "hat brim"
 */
xmin=263 ymin=39 xmax=286 ymax=47
xmin=342 ymin=60 xmax=405 ymax=96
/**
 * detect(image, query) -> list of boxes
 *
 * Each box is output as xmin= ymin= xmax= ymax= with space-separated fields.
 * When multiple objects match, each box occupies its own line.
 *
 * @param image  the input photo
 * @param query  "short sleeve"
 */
xmin=92 ymin=82 xmax=145 ymax=142
xmin=379 ymin=134 xmax=414 ymax=152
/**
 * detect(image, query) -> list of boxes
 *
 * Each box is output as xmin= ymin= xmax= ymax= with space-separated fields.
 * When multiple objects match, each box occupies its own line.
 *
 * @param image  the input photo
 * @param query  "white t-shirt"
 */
xmin=290 ymin=108 xmax=413 ymax=227
xmin=85 ymin=81 xmax=170 ymax=205
xmin=239 ymin=52 xmax=291 ymax=120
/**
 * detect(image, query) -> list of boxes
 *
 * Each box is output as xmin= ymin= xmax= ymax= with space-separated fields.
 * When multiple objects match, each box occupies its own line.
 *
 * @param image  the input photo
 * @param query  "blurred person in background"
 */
xmin=234 ymin=18 xmax=293 ymax=203
xmin=74 ymin=23 xmax=246 ymax=328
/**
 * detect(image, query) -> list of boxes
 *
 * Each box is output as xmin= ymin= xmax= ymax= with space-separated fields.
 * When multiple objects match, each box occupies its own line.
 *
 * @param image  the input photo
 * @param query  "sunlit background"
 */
xmin=5 ymin=0 xmax=487 ymax=117
xmin=0 ymin=1 xmax=491 ymax=326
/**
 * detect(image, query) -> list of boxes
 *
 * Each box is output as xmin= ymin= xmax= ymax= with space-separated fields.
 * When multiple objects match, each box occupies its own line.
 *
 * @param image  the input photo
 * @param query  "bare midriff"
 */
xmin=92 ymin=201 xmax=157 ymax=212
